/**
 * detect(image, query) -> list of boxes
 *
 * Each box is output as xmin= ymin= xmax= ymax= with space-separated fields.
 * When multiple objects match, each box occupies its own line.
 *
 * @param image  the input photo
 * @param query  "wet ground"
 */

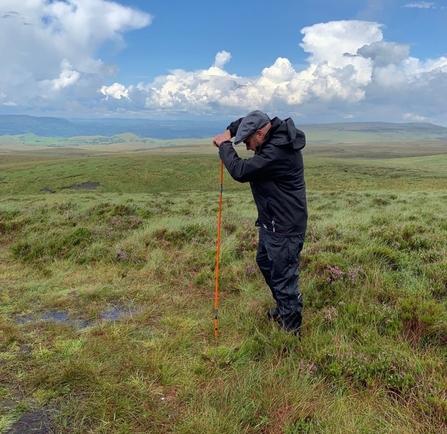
xmin=4 ymin=304 xmax=141 ymax=432
xmin=14 ymin=304 xmax=140 ymax=330
xmin=5 ymin=411 xmax=53 ymax=434
xmin=42 ymin=182 xmax=100 ymax=193
xmin=67 ymin=182 xmax=100 ymax=190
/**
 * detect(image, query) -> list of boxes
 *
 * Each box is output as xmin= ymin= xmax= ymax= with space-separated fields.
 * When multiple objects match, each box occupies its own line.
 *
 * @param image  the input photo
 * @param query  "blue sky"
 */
xmin=1 ymin=0 xmax=447 ymax=125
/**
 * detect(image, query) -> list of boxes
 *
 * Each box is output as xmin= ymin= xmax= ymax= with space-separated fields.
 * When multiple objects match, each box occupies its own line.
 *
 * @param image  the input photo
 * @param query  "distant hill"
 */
xmin=1 ymin=115 xmax=447 ymax=142
xmin=304 ymin=121 xmax=447 ymax=134
xmin=0 ymin=115 xmax=83 ymax=137
xmin=302 ymin=121 xmax=447 ymax=143
xmin=0 ymin=115 xmax=222 ymax=139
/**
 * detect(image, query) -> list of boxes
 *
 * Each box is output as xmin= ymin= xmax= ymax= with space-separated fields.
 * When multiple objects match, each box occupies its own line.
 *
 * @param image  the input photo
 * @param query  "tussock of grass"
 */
xmin=1 ymin=150 xmax=447 ymax=433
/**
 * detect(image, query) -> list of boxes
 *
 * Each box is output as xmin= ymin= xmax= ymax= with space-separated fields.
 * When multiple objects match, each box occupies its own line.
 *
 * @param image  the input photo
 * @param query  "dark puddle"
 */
xmin=4 ymin=411 xmax=53 ymax=434
xmin=42 ymin=182 xmax=100 ymax=193
xmin=41 ymin=311 xmax=68 ymax=322
xmin=15 ymin=305 xmax=140 ymax=329
xmin=67 ymin=182 xmax=100 ymax=190
xmin=7 ymin=306 xmax=140 ymax=432
xmin=101 ymin=305 xmax=139 ymax=321
xmin=41 ymin=187 xmax=55 ymax=194
xmin=15 ymin=311 xmax=88 ymax=330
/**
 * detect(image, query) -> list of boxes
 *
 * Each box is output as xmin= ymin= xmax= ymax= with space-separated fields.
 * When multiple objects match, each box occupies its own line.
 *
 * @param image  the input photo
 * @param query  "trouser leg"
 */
xmin=256 ymin=229 xmax=305 ymax=332
xmin=256 ymin=231 xmax=277 ymax=305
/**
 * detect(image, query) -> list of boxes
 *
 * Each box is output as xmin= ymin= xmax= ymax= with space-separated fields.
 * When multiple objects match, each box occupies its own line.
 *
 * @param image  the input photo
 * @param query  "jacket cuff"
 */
xmin=226 ymin=118 xmax=243 ymax=137
xmin=219 ymin=140 xmax=233 ymax=148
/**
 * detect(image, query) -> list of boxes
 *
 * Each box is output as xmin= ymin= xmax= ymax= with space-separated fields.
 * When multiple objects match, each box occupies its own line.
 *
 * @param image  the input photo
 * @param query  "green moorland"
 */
xmin=1 ymin=138 xmax=447 ymax=433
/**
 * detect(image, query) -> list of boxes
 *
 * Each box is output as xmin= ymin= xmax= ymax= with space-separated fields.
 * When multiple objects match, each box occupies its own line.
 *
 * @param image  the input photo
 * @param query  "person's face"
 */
xmin=243 ymin=130 xmax=263 ymax=151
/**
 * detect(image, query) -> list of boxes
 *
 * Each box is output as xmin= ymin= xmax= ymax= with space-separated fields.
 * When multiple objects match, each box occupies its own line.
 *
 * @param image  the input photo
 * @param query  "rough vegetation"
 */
xmin=1 ymin=142 xmax=447 ymax=433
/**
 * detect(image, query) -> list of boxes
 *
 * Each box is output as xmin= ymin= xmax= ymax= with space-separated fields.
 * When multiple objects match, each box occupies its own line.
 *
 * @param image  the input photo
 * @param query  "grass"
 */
xmin=1 ymin=141 xmax=447 ymax=433
xmin=1 ymin=150 xmax=447 ymax=195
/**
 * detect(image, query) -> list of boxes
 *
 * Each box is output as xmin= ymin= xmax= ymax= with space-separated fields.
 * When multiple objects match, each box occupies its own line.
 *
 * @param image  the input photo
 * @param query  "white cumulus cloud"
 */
xmin=100 ymin=83 xmax=130 ymax=100
xmin=101 ymin=21 xmax=401 ymax=118
xmin=403 ymin=113 xmax=428 ymax=121
xmin=356 ymin=42 xmax=410 ymax=67
xmin=213 ymin=51 xmax=232 ymax=69
xmin=1 ymin=8 xmax=447 ymax=125
xmin=101 ymin=22 xmax=385 ymax=117
xmin=0 ymin=0 xmax=151 ymax=111
xmin=403 ymin=2 xmax=436 ymax=8
xmin=88 ymin=20 xmax=447 ymax=124
xmin=40 ymin=60 xmax=81 ymax=92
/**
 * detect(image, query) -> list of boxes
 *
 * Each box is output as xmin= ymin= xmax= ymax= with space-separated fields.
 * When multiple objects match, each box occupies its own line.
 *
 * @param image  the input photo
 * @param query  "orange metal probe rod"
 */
xmin=214 ymin=160 xmax=224 ymax=339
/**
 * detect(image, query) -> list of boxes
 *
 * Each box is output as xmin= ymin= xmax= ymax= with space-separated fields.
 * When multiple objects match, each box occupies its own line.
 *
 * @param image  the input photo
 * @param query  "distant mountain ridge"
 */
xmin=304 ymin=121 xmax=447 ymax=134
xmin=0 ymin=115 xmax=222 ymax=139
xmin=1 ymin=115 xmax=447 ymax=141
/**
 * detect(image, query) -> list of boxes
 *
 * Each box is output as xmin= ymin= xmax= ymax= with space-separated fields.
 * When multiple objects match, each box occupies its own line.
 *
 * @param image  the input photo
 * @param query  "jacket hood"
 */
xmin=264 ymin=117 xmax=306 ymax=150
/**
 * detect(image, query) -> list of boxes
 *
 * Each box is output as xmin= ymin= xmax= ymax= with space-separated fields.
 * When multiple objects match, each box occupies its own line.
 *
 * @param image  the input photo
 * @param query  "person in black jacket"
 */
xmin=213 ymin=110 xmax=307 ymax=334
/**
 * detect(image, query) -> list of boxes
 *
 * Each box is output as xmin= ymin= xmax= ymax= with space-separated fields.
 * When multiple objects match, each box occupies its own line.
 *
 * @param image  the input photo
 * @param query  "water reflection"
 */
xmin=14 ymin=305 xmax=139 ymax=329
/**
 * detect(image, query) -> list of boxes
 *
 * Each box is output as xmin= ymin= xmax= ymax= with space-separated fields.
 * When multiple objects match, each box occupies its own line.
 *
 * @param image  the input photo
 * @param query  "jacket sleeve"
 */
xmin=219 ymin=142 xmax=280 ymax=183
xmin=226 ymin=118 xmax=243 ymax=138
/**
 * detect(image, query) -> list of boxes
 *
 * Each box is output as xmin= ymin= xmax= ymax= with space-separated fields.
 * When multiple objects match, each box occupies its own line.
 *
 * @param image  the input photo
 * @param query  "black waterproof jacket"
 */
xmin=219 ymin=116 xmax=307 ymax=237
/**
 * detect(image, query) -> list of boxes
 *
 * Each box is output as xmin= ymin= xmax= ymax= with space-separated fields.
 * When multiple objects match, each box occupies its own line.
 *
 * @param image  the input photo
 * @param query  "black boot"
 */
xmin=267 ymin=308 xmax=279 ymax=321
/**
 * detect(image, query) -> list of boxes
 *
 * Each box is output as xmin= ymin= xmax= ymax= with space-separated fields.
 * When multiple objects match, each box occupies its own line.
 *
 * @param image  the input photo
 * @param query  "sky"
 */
xmin=1 ymin=0 xmax=447 ymax=125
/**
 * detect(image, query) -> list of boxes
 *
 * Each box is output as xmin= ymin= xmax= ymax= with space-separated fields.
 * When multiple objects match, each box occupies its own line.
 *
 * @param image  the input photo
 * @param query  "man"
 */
xmin=213 ymin=110 xmax=307 ymax=334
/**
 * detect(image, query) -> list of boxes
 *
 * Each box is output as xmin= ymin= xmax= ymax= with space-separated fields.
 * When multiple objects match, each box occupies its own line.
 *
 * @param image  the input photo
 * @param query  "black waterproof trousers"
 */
xmin=256 ymin=228 xmax=304 ymax=332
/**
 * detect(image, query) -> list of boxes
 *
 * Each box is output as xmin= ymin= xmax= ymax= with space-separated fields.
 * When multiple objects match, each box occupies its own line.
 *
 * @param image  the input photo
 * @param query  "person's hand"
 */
xmin=213 ymin=130 xmax=232 ymax=147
